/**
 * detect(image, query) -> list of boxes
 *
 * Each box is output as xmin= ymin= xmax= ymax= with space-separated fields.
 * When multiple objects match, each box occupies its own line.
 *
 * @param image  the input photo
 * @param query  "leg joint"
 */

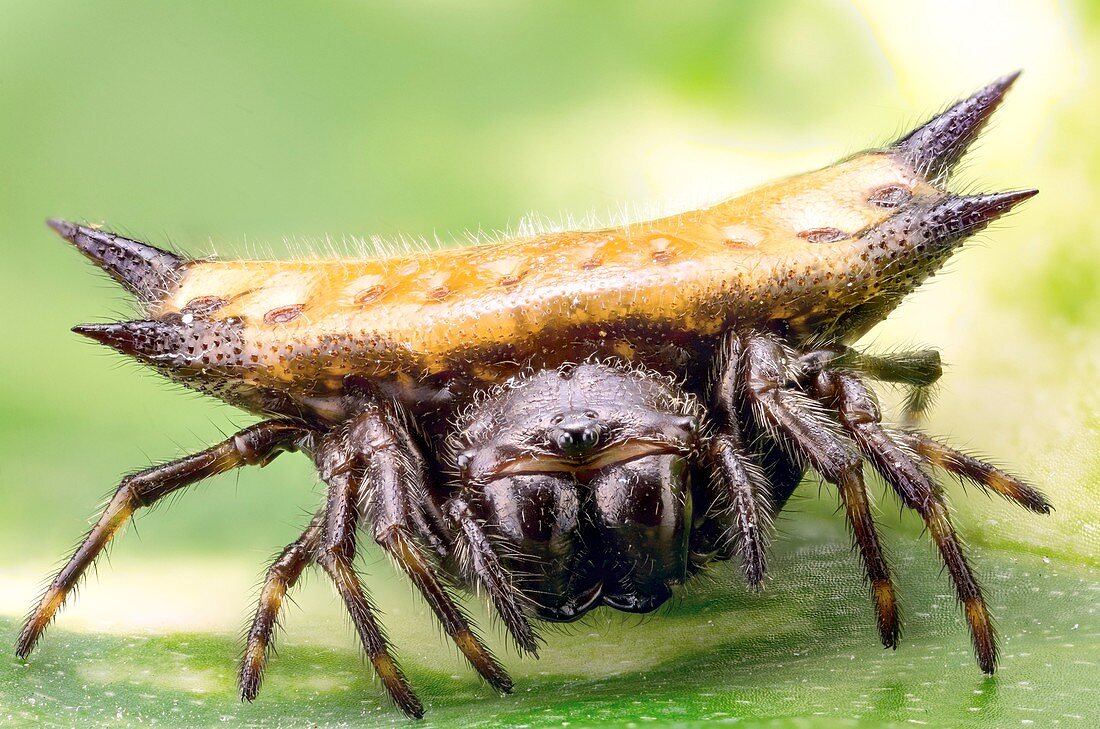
xmin=318 ymin=540 xmax=353 ymax=566
xmin=120 ymin=475 xmax=152 ymax=508
xmin=830 ymin=455 xmax=865 ymax=483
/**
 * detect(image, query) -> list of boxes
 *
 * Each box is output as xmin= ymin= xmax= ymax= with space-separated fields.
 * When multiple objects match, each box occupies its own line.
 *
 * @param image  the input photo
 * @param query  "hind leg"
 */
xmin=813 ymin=370 xmax=1050 ymax=672
xmin=799 ymin=345 xmax=942 ymax=424
xmin=350 ymin=399 xmax=512 ymax=692
xmin=313 ymin=440 xmax=422 ymax=718
xmin=308 ymin=399 xmax=513 ymax=717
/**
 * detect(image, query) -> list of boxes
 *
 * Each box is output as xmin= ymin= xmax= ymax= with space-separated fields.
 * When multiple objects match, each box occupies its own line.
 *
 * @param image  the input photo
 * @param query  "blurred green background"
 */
xmin=2 ymin=1 xmax=1098 ymax=726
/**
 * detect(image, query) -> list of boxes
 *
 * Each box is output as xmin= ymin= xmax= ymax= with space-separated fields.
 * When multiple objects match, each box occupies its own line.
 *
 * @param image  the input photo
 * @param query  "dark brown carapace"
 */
xmin=18 ymin=73 xmax=1051 ymax=719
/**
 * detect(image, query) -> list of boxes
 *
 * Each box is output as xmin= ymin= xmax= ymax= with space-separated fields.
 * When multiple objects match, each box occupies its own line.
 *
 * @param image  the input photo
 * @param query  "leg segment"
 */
xmin=892 ymin=430 xmax=1052 ymax=514
xmin=446 ymin=496 xmax=541 ymax=655
xmin=313 ymin=446 xmax=422 ymax=718
xmin=798 ymin=345 xmax=942 ymax=425
xmin=744 ymin=336 xmax=900 ymax=648
xmin=815 ymin=371 xmax=1001 ymax=671
xmin=707 ymin=437 xmax=770 ymax=587
xmin=707 ymin=336 xmax=772 ymax=589
xmin=239 ymin=510 xmax=324 ymax=702
xmin=798 ymin=346 xmax=942 ymax=388
xmin=17 ymin=420 xmax=310 ymax=659
xmin=348 ymin=403 xmax=512 ymax=693
xmin=899 ymin=384 xmax=938 ymax=426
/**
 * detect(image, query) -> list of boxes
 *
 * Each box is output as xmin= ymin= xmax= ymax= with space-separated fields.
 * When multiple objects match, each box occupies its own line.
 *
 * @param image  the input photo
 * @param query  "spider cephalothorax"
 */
xmin=446 ymin=361 xmax=703 ymax=620
xmin=19 ymin=74 xmax=1053 ymax=719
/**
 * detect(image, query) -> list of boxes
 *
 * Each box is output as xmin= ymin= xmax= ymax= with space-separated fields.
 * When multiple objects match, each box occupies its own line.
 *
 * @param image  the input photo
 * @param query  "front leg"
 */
xmin=311 ymin=397 xmax=512 ymax=716
xmin=743 ymin=335 xmax=901 ymax=649
xmin=813 ymin=370 xmax=1051 ymax=672
xmin=17 ymin=420 xmax=311 ymax=659
xmin=314 ymin=438 xmax=422 ymax=718
xmin=344 ymin=399 xmax=513 ymax=693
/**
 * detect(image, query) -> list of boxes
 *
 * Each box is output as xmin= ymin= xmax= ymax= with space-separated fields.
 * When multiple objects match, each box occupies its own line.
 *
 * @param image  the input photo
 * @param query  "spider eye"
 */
xmin=547 ymin=409 xmax=606 ymax=457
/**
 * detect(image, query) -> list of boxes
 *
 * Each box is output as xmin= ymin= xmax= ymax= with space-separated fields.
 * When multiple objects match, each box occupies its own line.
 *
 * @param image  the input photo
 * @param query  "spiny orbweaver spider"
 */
xmin=18 ymin=73 xmax=1049 ymax=718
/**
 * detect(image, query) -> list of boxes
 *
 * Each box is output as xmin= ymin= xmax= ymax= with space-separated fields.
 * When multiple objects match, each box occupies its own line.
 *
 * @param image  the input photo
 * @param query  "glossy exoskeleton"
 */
xmin=446 ymin=361 xmax=703 ymax=620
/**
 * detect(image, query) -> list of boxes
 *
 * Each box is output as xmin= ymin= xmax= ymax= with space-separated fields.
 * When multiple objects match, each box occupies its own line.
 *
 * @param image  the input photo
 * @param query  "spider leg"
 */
xmin=799 ymin=346 xmax=942 ymax=425
xmin=239 ymin=509 xmax=324 ymax=702
xmin=313 ymin=441 xmax=422 ymax=718
xmin=815 ymin=371 xmax=1007 ymax=672
xmin=891 ymin=430 xmax=1052 ymax=514
xmin=799 ymin=346 xmax=941 ymax=387
xmin=898 ymin=384 xmax=938 ymax=427
xmin=744 ymin=335 xmax=900 ymax=649
xmin=445 ymin=495 xmax=541 ymax=656
xmin=707 ymin=336 xmax=772 ymax=589
xmin=349 ymin=403 xmax=513 ymax=693
xmin=848 ymin=349 xmax=941 ymax=426
xmin=16 ymin=420 xmax=310 ymax=659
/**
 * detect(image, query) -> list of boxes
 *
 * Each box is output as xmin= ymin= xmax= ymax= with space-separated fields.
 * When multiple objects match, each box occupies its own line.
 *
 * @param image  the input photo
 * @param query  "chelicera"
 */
xmin=18 ymin=73 xmax=1052 ymax=719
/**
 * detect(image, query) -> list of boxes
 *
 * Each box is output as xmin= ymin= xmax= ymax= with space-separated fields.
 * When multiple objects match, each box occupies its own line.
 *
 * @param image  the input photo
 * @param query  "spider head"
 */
xmin=454 ymin=363 xmax=697 ymax=480
xmin=450 ymin=362 xmax=700 ymax=621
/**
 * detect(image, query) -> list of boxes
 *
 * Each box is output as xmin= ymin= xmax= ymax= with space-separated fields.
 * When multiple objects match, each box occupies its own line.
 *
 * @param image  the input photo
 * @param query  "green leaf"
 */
xmin=6 ymin=518 xmax=1097 ymax=727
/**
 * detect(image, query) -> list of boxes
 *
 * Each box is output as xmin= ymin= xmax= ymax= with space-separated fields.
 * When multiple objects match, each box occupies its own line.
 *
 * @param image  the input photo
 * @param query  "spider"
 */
xmin=17 ymin=73 xmax=1050 ymax=718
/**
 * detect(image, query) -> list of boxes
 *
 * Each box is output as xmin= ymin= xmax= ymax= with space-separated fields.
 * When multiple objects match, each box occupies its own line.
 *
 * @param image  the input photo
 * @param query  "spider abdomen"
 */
xmin=125 ymin=155 xmax=945 ymax=406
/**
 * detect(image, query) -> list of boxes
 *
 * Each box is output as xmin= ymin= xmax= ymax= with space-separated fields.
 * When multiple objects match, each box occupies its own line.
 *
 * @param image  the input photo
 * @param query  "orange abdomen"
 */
xmin=155 ymin=154 xmax=930 ymax=399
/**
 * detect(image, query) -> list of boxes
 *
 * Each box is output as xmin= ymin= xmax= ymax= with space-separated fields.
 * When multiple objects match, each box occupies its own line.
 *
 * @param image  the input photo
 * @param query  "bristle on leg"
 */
xmin=893 ymin=430 xmax=1052 ymax=514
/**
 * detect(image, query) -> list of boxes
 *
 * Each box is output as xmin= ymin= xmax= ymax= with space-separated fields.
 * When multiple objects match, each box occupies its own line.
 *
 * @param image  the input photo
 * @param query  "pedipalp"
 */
xmin=707 ymin=336 xmax=773 ymax=589
xmin=445 ymin=495 xmax=542 ymax=656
